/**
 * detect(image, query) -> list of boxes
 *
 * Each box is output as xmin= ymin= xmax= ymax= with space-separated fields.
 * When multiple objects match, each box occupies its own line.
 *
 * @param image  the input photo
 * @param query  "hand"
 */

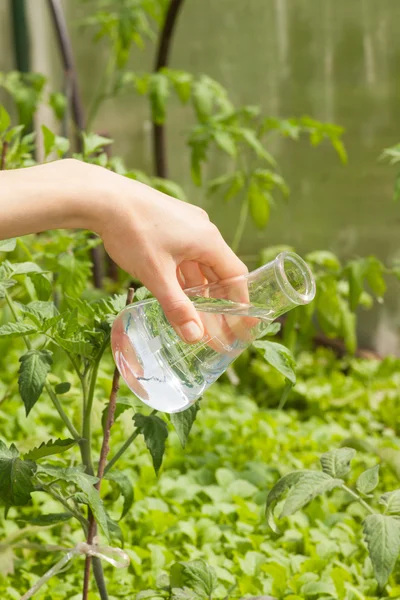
xmin=70 ymin=161 xmax=248 ymax=343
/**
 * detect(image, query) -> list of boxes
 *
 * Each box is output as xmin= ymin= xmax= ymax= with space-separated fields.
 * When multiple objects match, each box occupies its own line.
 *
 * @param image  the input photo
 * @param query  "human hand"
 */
xmin=72 ymin=161 xmax=248 ymax=343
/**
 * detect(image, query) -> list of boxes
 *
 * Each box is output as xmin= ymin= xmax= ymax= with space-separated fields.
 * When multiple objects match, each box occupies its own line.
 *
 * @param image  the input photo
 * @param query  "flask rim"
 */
xmin=272 ymin=251 xmax=316 ymax=305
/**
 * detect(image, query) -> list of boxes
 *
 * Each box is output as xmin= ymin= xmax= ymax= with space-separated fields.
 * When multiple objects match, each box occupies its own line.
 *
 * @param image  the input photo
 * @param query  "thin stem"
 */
xmin=231 ymin=184 xmax=250 ymax=253
xmin=104 ymin=409 xmax=157 ymax=475
xmin=5 ymin=292 xmax=80 ymax=439
xmin=342 ymin=484 xmax=375 ymax=515
xmin=82 ymin=288 xmax=134 ymax=600
xmin=42 ymin=485 xmax=88 ymax=532
xmin=152 ymin=0 xmax=185 ymax=177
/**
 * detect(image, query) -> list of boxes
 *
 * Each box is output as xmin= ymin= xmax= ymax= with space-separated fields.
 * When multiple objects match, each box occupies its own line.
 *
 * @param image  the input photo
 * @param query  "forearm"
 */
xmin=0 ymin=160 xmax=107 ymax=239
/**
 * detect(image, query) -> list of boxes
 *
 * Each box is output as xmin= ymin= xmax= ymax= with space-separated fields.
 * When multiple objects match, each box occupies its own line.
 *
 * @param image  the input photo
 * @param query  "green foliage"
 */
xmin=0 ymin=441 xmax=36 ymax=506
xmin=18 ymin=350 xmax=53 ymax=416
xmin=133 ymin=414 xmax=169 ymax=474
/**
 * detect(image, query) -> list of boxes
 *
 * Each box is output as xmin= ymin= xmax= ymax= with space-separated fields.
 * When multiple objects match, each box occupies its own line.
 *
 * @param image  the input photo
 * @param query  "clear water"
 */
xmin=111 ymin=297 xmax=273 ymax=413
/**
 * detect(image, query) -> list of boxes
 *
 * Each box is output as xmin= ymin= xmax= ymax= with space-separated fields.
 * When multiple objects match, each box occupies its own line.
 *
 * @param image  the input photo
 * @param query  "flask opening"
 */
xmin=274 ymin=252 xmax=316 ymax=306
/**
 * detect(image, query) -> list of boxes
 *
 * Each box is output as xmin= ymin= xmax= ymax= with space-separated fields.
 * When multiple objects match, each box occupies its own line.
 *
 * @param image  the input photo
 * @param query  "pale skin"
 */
xmin=0 ymin=159 xmax=248 ymax=343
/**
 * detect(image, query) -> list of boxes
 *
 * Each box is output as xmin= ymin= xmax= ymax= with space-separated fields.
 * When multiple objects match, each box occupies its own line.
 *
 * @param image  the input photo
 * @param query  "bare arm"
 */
xmin=0 ymin=159 xmax=247 ymax=342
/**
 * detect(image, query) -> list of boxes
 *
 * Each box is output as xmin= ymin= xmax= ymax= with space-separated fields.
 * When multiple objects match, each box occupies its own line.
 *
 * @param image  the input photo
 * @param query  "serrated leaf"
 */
xmin=363 ymin=514 xmax=400 ymax=588
xmin=133 ymin=414 xmax=168 ymax=475
xmin=53 ymin=336 xmax=94 ymax=359
xmin=170 ymin=560 xmax=217 ymax=597
xmin=58 ymin=254 xmax=91 ymax=298
xmin=0 ymin=440 xmax=36 ymax=506
xmin=38 ymin=466 xmax=109 ymax=540
xmin=320 ymin=447 xmax=356 ymax=478
xmin=0 ymin=238 xmax=16 ymax=252
xmin=356 ymin=465 xmax=380 ymax=495
xmin=55 ymin=382 xmax=71 ymax=395
xmin=280 ymin=471 xmax=343 ymax=518
xmin=24 ymin=438 xmax=77 ymax=461
xmin=0 ymin=321 xmax=37 ymax=338
xmin=18 ymin=350 xmax=53 ymax=415
xmin=380 ymin=490 xmax=400 ymax=514
xmin=170 ymin=403 xmax=200 ymax=448
xmin=253 ymin=340 xmax=296 ymax=384
xmin=104 ymin=470 xmax=134 ymax=520
xmin=240 ymin=128 xmax=277 ymax=166
xmin=266 ymin=470 xmax=343 ymax=533
xmin=29 ymin=272 xmax=52 ymax=300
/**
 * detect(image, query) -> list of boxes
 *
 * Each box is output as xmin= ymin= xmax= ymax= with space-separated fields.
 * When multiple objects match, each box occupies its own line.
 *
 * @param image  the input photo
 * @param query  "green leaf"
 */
xmin=253 ymin=340 xmax=296 ymax=384
xmin=104 ymin=470 xmax=134 ymax=520
xmin=213 ymin=130 xmax=236 ymax=157
xmin=29 ymin=272 xmax=52 ymax=301
xmin=170 ymin=403 xmax=200 ymax=448
xmin=82 ymin=133 xmax=113 ymax=157
xmin=0 ymin=238 xmax=17 ymax=252
xmin=363 ymin=514 xmax=400 ymax=588
xmin=356 ymin=465 xmax=380 ymax=495
xmin=18 ymin=350 xmax=53 ymax=415
xmin=0 ymin=105 xmax=10 ymax=131
xmin=24 ymin=512 xmax=72 ymax=526
xmin=266 ymin=470 xmax=343 ymax=533
xmin=320 ymin=448 xmax=356 ymax=478
xmin=248 ymin=180 xmax=270 ymax=229
xmin=0 ymin=321 xmax=37 ymax=338
xmin=49 ymin=92 xmax=67 ymax=121
xmin=305 ymin=250 xmax=341 ymax=272
xmin=24 ymin=438 xmax=77 ymax=461
xmin=345 ymin=260 xmax=366 ymax=311
xmin=280 ymin=471 xmax=343 ymax=518
xmin=41 ymin=125 xmax=55 ymax=158
xmin=365 ymin=257 xmax=387 ymax=299
xmin=38 ymin=466 xmax=109 ymax=540
xmin=240 ymin=128 xmax=277 ymax=166
xmin=339 ymin=298 xmax=357 ymax=355
xmin=58 ymin=254 xmax=92 ymax=298
xmin=0 ymin=440 xmax=36 ymax=506
xmin=133 ymin=414 xmax=168 ymax=475
xmin=380 ymin=490 xmax=400 ymax=514
xmin=53 ymin=336 xmax=95 ymax=359
xmin=55 ymin=382 xmax=71 ymax=395
xmin=167 ymin=70 xmax=192 ymax=103
xmin=192 ymin=78 xmax=214 ymax=121
xmin=149 ymin=73 xmax=169 ymax=125
xmin=224 ymin=170 xmax=245 ymax=202
xmin=170 ymin=560 xmax=217 ymax=597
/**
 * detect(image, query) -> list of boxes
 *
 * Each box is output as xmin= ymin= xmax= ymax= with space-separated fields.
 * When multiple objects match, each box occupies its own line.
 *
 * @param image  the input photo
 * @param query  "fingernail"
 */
xmin=180 ymin=321 xmax=202 ymax=343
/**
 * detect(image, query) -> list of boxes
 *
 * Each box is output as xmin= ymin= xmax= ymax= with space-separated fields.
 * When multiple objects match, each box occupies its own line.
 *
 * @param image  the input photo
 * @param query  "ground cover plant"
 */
xmin=1 ymin=1 xmax=400 ymax=599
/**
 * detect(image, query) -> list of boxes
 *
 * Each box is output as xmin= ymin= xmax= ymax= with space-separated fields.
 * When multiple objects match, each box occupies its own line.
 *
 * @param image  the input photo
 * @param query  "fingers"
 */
xmin=179 ymin=261 xmax=208 ymax=289
xmin=144 ymin=260 xmax=205 ymax=344
xmin=199 ymin=226 xmax=249 ymax=281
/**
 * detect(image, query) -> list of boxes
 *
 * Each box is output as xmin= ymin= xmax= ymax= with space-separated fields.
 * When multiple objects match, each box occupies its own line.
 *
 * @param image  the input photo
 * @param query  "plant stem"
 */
xmin=104 ymin=409 xmax=157 ymax=475
xmin=231 ymin=184 xmax=250 ymax=253
xmin=82 ymin=288 xmax=134 ymax=600
xmin=153 ymin=0 xmax=185 ymax=177
xmin=342 ymin=484 xmax=375 ymax=515
xmin=5 ymin=292 xmax=80 ymax=439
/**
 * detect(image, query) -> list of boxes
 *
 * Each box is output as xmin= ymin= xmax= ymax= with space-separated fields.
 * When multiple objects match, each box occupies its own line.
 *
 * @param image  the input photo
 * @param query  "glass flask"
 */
xmin=111 ymin=251 xmax=316 ymax=413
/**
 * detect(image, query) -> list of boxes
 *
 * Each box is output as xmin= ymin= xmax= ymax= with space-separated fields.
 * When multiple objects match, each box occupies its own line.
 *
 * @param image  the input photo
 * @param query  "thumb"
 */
xmin=146 ymin=264 xmax=204 ymax=344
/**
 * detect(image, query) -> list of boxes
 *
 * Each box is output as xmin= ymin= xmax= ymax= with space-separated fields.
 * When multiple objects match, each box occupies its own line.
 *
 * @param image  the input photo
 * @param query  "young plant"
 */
xmin=266 ymin=447 xmax=400 ymax=591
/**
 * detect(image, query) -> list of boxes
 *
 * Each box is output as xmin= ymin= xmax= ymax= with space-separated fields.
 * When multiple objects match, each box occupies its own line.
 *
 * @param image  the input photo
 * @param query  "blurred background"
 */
xmin=1 ymin=0 xmax=400 ymax=352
